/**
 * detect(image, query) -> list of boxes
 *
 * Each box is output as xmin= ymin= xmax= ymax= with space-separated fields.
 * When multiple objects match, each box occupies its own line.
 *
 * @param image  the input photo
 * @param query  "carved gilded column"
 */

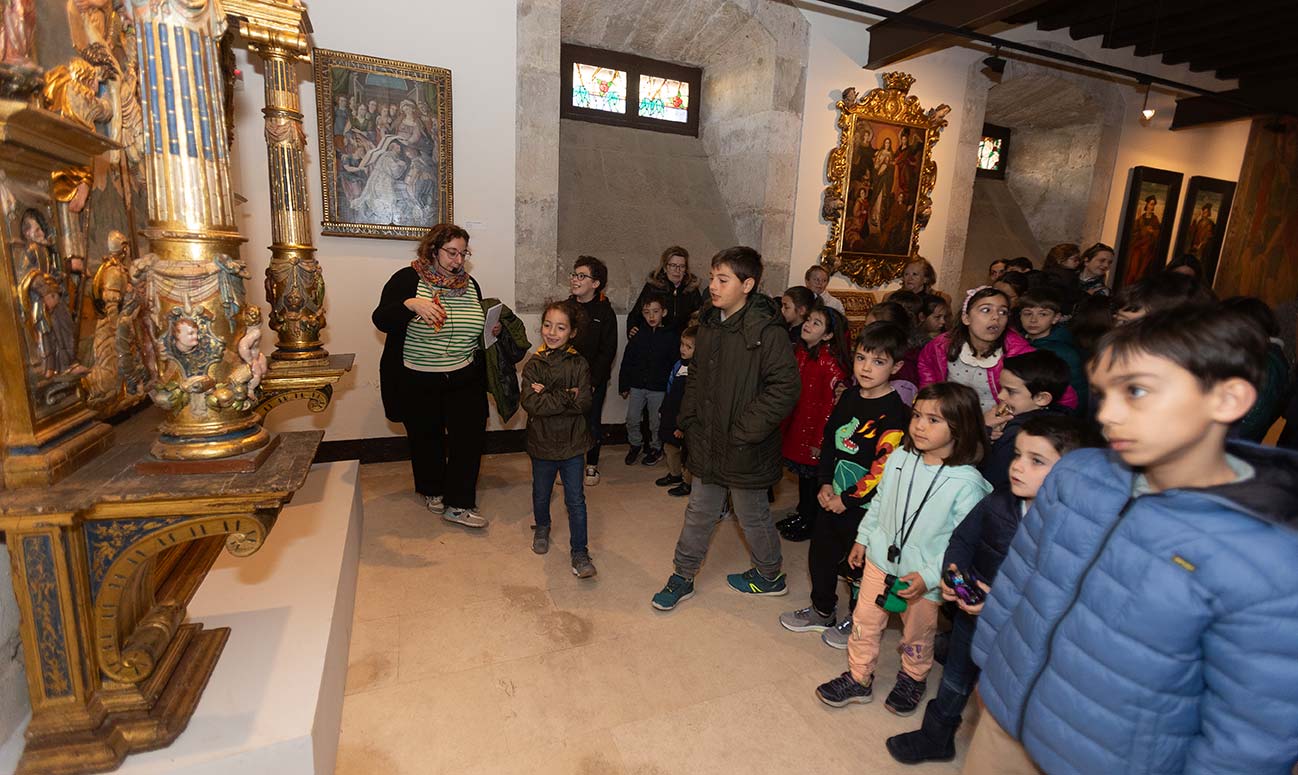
xmin=128 ymin=0 xmax=270 ymax=460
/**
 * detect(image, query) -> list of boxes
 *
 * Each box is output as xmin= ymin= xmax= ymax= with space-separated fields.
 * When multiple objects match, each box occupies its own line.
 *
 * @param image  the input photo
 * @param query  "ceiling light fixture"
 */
xmin=983 ymin=49 xmax=1006 ymax=79
xmin=1140 ymin=81 xmax=1156 ymax=122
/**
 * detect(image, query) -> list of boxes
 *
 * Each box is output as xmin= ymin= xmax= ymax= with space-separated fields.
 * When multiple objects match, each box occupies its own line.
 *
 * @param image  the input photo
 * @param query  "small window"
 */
xmin=572 ymin=63 xmax=627 ymax=114
xmin=561 ymin=44 xmax=701 ymax=136
xmin=976 ymin=123 xmax=1010 ymax=179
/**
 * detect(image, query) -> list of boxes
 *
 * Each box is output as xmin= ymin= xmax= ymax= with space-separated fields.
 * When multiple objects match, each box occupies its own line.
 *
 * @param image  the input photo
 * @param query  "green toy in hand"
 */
xmin=876 ymin=574 xmax=910 ymax=613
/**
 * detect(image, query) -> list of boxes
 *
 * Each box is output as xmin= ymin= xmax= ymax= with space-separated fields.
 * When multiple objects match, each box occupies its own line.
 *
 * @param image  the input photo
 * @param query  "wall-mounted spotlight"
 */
xmin=983 ymin=49 xmax=1006 ymax=80
xmin=1140 ymin=81 xmax=1155 ymax=122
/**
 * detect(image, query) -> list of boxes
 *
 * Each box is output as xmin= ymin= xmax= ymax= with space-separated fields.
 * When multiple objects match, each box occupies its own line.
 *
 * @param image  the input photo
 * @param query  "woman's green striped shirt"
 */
xmin=402 ymin=278 xmax=484 ymax=372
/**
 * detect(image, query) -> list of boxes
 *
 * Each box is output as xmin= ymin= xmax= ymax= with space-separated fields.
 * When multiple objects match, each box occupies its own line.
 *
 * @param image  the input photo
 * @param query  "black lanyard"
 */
xmin=892 ymin=456 xmax=945 ymax=560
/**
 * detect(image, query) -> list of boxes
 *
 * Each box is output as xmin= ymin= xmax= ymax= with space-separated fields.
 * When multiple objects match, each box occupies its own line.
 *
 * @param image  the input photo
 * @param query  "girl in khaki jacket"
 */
xmin=520 ymin=300 xmax=596 ymax=578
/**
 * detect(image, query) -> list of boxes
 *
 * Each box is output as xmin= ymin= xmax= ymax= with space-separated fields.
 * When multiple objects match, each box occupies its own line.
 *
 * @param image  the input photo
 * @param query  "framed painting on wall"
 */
xmin=819 ymin=72 xmax=950 ymax=287
xmin=1113 ymin=166 xmax=1183 ymax=289
xmin=1172 ymin=176 xmax=1235 ymax=286
xmin=313 ymin=48 xmax=453 ymax=240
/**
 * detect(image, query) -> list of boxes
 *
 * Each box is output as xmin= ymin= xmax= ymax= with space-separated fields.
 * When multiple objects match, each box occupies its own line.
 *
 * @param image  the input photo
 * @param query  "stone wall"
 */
xmin=516 ymin=0 xmax=563 ymax=313
xmin=0 ymin=547 xmax=29 ymax=750
xmin=557 ymin=120 xmax=737 ymax=313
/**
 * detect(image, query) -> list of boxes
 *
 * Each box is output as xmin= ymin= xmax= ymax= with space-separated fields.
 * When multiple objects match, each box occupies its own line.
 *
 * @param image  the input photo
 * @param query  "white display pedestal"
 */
xmin=0 ymin=460 xmax=364 ymax=775
xmin=118 ymin=460 xmax=363 ymax=775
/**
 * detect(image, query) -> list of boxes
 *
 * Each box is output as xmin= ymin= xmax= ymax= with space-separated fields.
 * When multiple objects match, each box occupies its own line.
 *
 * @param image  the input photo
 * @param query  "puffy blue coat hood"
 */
xmin=972 ymin=441 xmax=1298 ymax=775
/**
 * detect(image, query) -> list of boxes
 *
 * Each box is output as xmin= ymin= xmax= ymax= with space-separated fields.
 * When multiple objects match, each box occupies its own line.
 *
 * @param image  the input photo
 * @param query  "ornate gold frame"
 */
xmin=313 ymin=48 xmax=453 ymax=240
xmin=819 ymin=72 xmax=949 ymax=287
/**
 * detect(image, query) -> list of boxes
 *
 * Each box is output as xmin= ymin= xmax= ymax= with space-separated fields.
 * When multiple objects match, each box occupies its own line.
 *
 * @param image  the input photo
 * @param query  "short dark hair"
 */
xmin=574 ymin=255 xmax=608 ymax=291
xmin=904 ymin=382 xmax=988 ymax=466
xmin=417 ymin=223 xmax=471 ymax=262
xmin=804 ymin=264 xmax=830 ymax=282
xmin=1166 ymin=253 xmax=1204 ymax=281
xmin=541 ymin=298 xmax=587 ymax=336
xmin=1091 ymin=303 xmax=1267 ymax=391
xmin=989 ymin=258 xmax=1008 ymax=271
xmin=855 ymin=321 xmax=909 ymax=362
xmin=641 ymin=292 xmax=668 ymax=311
xmin=712 ymin=246 xmax=763 ymax=287
xmin=1006 ymin=257 xmax=1035 ymax=272
xmin=1221 ymin=295 xmax=1279 ymax=338
xmin=1018 ymin=414 xmax=1105 ymax=457
xmin=884 ymin=290 xmax=922 ymax=321
xmin=783 ymin=286 xmax=816 ymax=315
xmin=1018 ymin=287 xmax=1063 ymax=314
xmin=1002 ymin=351 xmax=1070 ymax=403
xmin=681 ymin=325 xmax=699 ymax=341
xmin=867 ymin=300 xmax=912 ymax=331
xmin=1116 ymin=271 xmax=1215 ymax=316
xmin=996 ymin=271 xmax=1030 ymax=296
xmin=919 ymin=292 xmax=949 ymax=319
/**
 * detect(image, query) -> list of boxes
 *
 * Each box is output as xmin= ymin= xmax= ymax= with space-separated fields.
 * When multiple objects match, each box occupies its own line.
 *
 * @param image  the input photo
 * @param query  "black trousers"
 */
xmin=402 ymin=358 xmax=488 ymax=510
xmin=808 ymin=506 xmax=865 ymax=616
xmin=796 ymin=475 xmax=819 ymax=518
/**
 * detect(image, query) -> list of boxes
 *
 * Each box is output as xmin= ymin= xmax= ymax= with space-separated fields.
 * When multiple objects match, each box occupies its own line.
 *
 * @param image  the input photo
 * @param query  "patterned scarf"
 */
xmin=411 ymin=257 xmax=470 ymax=297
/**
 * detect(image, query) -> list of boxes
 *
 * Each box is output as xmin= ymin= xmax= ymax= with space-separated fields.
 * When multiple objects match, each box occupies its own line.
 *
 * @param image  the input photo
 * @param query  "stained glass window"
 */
xmin=977 ymin=136 xmax=1003 ymax=171
xmin=572 ymin=63 xmax=627 ymax=114
xmin=638 ymin=75 xmax=690 ymax=123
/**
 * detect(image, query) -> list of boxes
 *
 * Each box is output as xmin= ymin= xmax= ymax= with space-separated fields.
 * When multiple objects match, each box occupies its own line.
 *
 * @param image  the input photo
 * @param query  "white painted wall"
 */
xmin=229 ymin=0 xmax=519 ymax=441
xmin=788 ymin=4 xmax=1249 ymax=300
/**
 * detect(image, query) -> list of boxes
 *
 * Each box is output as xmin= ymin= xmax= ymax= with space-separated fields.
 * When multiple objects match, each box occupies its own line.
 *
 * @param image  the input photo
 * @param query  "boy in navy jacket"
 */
xmin=619 ymin=294 xmax=680 ymax=466
xmin=965 ymin=305 xmax=1298 ymax=775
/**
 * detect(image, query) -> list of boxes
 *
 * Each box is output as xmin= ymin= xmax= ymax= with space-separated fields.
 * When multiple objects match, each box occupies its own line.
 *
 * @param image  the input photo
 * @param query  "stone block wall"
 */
xmin=516 ymin=0 xmax=563 ymax=313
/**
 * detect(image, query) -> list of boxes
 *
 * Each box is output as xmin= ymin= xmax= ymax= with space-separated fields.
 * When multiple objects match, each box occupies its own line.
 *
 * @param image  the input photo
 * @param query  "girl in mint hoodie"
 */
xmin=815 ymin=382 xmax=991 ymax=716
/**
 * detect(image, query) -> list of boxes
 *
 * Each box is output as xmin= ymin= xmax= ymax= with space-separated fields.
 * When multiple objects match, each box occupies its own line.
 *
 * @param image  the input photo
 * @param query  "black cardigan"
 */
xmin=372 ymin=266 xmax=481 ymax=423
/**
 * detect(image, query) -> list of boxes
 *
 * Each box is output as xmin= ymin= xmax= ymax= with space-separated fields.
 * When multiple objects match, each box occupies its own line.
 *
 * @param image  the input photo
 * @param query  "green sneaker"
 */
xmin=651 ymin=573 xmax=695 ymax=611
xmin=726 ymin=568 xmax=788 ymax=596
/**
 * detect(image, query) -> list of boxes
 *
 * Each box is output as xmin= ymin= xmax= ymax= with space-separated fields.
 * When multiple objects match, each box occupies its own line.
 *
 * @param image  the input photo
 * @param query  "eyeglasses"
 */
xmin=666 ymin=262 xmax=687 ymax=270
xmin=570 ymin=272 xmax=593 ymax=281
xmin=440 ymin=246 xmax=472 ymax=260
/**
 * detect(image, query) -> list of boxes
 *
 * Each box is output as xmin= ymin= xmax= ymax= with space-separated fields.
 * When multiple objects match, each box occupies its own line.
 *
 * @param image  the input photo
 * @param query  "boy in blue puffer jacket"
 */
xmin=966 ymin=304 xmax=1298 ymax=775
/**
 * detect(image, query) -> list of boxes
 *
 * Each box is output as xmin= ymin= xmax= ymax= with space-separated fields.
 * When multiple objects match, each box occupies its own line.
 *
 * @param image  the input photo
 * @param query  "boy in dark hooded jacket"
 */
xmin=567 ymin=255 xmax=618 ymax=486
xmin=651 ymin=247 xmax=800 ymax=611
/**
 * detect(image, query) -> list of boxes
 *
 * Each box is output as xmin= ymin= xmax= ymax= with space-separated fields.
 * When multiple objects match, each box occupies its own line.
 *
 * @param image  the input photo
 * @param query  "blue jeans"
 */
xmin=932 ymin=609 xmax=980 ymax=725
xmin=625 ymin=387 xmax=664 ymax=449
xmin=531 ymin=455 xmax=588 ymax=553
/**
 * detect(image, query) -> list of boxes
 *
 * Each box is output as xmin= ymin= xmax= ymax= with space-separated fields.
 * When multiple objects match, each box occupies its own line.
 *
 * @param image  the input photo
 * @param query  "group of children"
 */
xmin=509 ymin=244 xmax=1298 ymax=774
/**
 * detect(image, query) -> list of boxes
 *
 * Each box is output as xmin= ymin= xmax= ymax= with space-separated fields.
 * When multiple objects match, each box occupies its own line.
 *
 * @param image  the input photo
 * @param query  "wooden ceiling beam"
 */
xmin=1171 ymin=84 xmax=1298 ymax=129
xmin=863 ymin=0 xmax=1052 ymax=70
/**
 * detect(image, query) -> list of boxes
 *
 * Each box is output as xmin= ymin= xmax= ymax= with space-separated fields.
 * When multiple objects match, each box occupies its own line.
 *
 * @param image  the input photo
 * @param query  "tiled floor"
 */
xmin=338 ymin=451 xmax=974 ymax=774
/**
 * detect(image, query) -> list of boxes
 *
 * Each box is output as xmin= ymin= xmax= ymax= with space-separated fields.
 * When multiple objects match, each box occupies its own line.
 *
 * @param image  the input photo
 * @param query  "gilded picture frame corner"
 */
xmin=312 ymin=47 xmax=454 ymax=242
xmin=820 ymin=71 xmax=949 ymax=288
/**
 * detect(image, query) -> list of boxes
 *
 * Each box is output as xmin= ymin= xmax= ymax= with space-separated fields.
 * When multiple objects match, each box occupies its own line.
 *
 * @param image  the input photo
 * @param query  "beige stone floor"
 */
xmin=337 ymin=450 xmax=975 ymax=775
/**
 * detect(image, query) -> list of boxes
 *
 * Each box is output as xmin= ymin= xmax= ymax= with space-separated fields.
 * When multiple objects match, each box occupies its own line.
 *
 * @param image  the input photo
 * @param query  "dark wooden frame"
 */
xmin=975 ymin=123 xmax=1010 ymax=180
xmin=1172 ymin=175 xmax=1235 ymax=286
xmin=1113 ymin=165 xmax=1183 ymax=290
xmin=560 ymin=44 xmax=702 ymax=137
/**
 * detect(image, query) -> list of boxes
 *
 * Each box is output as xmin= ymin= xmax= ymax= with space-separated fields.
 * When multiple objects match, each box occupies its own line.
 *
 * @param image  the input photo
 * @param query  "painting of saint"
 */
xmin=1113 ymin=167 xmax=1182 ymax=290
xmin=840 ymin=118 xmax=928 ymax=258
xmin=1172 ymin=177 xmax=1234 ymax=287
xmin=315 ymin=50 xmax=453 ymax=240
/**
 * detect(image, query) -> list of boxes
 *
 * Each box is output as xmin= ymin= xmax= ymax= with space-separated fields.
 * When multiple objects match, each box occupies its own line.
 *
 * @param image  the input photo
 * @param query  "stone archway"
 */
xmin=942 ymin=44 xmax=1124 ymax=295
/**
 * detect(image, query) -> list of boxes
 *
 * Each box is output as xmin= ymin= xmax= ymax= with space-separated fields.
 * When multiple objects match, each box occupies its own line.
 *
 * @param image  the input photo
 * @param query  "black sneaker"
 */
xmin=531 ymin=525 xmax=550 ymax=555
xmin=641 ymin=448 xmax=664 ymax=466
xmin=774 ymin=511 xmax=800 ymax=531
xmin=655 ymin=473 xmax=684 ymax=487
xmin=885 ymin=670 xmax=927 ymax=716
xmin=816 ymin=671 xmax=873 ymax=707
xmin=667 ymin=482 xmax=692 ymax=497
xmin=777 ymin=513 xmax=812 ymax=542
xmin=624 ymin=445 xmax=642 ymax=465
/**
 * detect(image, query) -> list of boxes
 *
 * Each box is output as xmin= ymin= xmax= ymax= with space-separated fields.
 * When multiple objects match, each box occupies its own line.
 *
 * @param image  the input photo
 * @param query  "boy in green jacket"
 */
xmin=651 ymin=247 xmax=801 ymax=610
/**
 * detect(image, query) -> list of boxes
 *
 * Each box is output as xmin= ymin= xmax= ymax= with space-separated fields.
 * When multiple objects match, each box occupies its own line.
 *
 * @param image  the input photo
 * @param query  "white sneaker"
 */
xmin=444 ymin=506 xmax=488 ymax=529
xmin=424 ymin=495 xmax=445 ymax=514
xmin=584 ymin=465 xmax=600 ymax=487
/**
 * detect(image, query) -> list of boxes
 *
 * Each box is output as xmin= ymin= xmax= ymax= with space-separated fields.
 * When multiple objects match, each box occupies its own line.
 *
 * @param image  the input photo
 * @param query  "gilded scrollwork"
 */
xmin=20 ymin=535 xmax=74 ymax=699
xmin=819 ymin=72 xmax=949 ymax=288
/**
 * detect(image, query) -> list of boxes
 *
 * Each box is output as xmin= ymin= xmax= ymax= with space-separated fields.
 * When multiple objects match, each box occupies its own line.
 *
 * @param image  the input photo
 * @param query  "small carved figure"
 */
xmin=0 ymin=0 xmax=36 ymax=67
xmin=235 ymin=307 xmax=268 ymax=392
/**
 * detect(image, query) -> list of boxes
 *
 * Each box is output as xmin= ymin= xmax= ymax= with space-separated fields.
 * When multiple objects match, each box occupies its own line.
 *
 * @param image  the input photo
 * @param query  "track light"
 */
xmin=983 ymin=49 xmax=1006 ymax=78
xmin=1140 ymin=81 xmax=1155 ymax=122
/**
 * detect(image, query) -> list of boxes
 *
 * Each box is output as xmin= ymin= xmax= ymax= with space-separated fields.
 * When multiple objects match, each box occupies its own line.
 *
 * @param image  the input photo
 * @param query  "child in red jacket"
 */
xmin=777 ymin=305 xmax=851 ymax=540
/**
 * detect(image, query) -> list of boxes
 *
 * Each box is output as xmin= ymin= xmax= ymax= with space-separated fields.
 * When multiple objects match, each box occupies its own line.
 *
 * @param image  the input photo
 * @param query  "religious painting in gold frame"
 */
xmin=819 ymin=73 xmax=949 ymax=287
xmin=313 ymin=48 xmax=453 ymax=240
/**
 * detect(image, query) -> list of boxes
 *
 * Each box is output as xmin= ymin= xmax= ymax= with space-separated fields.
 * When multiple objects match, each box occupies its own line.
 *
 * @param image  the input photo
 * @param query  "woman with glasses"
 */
xmin=626 ymin=246 xmax=704 ymax=338
xmin=373 ymin=223 xmax=493 ymax=528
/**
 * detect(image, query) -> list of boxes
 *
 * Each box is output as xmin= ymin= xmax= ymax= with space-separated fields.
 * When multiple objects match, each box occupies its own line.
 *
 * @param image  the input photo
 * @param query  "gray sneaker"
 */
xmin=532 ymin=525 xmax=550 ymax=554
xmin=780 ymin=606 xmax=836 ymax=633
xmin=822 ymin=615 xmax=852 ymax=649
xmin=424 ymin=495 xmax=445 ymax=514
xmin=444 ymin=506 xmax=488 ymax=529
xmin=571 ymin=551 xmax=597 ymax=578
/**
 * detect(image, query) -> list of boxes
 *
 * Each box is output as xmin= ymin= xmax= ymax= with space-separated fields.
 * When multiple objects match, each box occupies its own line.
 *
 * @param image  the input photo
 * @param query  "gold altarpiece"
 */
xmin=0 ymin=0 xmax=349 ymax=772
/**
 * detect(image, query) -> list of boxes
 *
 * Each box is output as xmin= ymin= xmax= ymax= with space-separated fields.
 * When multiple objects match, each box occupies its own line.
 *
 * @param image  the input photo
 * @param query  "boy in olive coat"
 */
xmin=651 ymin=247 xmax=801 ymax=611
